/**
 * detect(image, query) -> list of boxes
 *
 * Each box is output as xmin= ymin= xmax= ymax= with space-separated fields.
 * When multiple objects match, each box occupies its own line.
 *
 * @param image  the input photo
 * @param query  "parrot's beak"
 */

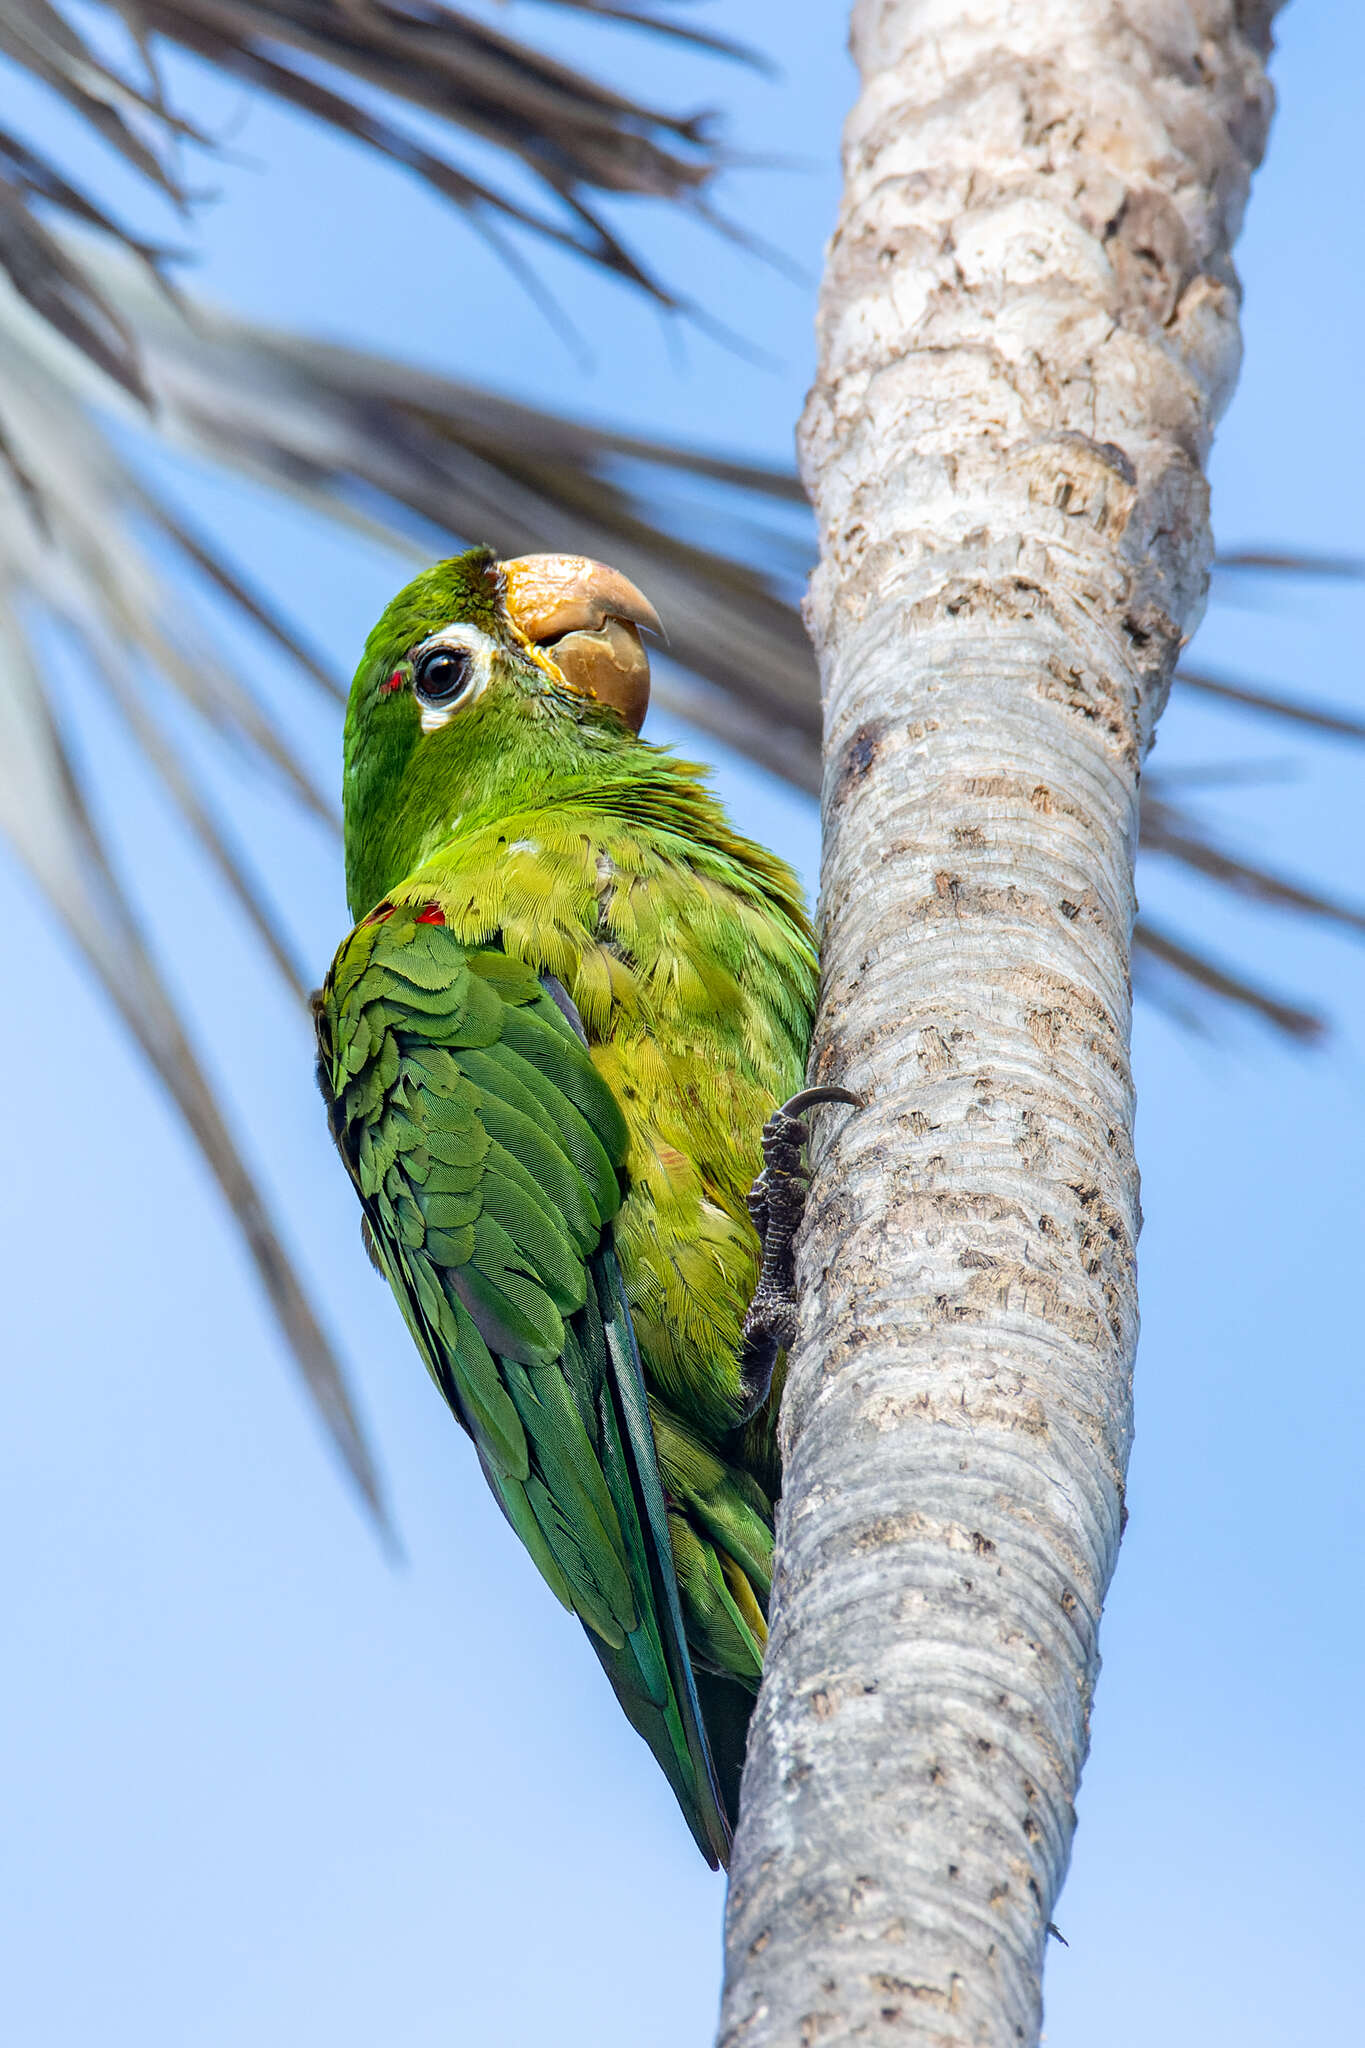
xmin=498 ymin=554 xmax=663 ymax=734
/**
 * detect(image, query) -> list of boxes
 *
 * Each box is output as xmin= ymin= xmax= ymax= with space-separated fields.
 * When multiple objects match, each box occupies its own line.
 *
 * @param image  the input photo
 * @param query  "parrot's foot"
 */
xmin=737 ymin=1086 xmax=861 ymax=1420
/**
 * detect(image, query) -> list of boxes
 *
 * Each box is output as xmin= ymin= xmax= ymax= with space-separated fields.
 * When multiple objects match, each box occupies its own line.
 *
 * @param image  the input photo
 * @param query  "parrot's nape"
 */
xmin=315 ymin=546 xmax=849 ymax=1865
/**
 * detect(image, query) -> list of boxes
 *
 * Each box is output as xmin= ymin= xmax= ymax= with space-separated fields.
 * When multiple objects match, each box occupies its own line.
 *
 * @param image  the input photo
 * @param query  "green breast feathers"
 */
xmin=316 ymin=548 xmax=817 ymax=1865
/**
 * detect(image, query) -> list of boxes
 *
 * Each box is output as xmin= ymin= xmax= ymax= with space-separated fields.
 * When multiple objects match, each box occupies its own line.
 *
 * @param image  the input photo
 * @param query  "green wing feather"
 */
xmin=316 ymin=903 xmax=731 ymax=1866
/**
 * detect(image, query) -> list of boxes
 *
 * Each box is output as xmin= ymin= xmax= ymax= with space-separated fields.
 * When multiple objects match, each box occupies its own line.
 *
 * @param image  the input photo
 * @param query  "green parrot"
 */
xmin=314 ymin=546 xmax=851 ymax=1866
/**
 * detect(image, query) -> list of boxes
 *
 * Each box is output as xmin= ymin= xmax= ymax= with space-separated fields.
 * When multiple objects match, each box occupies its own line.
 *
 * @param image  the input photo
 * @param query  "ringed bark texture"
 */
xmin=718 ymin=5 xmax=1282 ymax=2045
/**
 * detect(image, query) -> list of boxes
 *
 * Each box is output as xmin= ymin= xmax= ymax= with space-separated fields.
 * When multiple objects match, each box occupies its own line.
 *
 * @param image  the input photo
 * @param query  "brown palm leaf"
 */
xmin=0 ymin=295 xmax=400 ymax=1527
xmin=0 ymin=0 xmax=743 ymax=389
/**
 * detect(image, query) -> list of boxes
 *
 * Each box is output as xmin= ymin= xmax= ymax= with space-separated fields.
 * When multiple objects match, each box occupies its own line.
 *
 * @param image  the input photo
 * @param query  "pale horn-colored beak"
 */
xmin=498 ymin=554 xmax=663 ymax=734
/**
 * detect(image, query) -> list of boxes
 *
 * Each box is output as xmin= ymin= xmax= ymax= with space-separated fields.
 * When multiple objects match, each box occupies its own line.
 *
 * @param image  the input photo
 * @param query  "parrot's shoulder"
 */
xmin=317 ymin=907 xmax=630 ymax=1275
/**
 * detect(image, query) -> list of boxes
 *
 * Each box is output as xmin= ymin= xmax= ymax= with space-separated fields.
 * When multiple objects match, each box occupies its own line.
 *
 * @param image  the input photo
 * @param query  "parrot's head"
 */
xmin=341 ymin=546 xmax=664 ymax=919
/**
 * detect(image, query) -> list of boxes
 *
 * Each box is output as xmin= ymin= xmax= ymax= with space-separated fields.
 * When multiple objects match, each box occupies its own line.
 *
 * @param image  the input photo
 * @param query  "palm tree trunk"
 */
xmin=718 ymin=5 xmax=1282 ymax=2044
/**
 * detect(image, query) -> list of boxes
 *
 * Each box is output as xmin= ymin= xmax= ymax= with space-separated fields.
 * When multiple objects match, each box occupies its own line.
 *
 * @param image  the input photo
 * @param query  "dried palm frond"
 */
xmin=1175 ymin=665 xmax=1365 ymax=743
xmin=0 ymin=292 xmax=396 ymax=1529
xmin=1139 ymin=788 xmax=1365 ymax=938
xmin=1213 ymin=547 xmax=1365 ymax=579
xmin=0 ymin=616 xmax=392 ymax=1523
xmin=0 ymin=128 xmax=178 ymax=402
xmin=1130 ymin=776 xmax=1365 ymax=1043
xmin=0 ymin=0 xmax=741 ymax=399
xmin=1131 ymin=920 xmax=1326 ymax=1044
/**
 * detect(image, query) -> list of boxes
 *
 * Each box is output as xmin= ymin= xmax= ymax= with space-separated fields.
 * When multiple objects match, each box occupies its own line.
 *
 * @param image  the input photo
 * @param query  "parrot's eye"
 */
xmin=413 ymin=646 xmax=474 ymax=706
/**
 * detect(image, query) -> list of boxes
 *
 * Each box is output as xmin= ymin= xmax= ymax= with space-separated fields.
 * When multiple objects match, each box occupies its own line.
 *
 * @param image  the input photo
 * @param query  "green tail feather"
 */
xmin=582 ymin=1250 xmax=731 ymax=1867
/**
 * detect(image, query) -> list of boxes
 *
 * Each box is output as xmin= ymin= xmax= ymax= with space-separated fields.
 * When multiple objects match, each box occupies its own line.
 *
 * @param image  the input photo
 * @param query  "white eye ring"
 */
xmin=410 ymin=624 xmax=494 ymax=731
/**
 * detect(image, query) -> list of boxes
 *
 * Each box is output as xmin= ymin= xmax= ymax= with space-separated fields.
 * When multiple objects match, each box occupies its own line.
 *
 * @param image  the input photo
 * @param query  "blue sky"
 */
xmin=2 ymin=5 xmax=1363 ymax=2044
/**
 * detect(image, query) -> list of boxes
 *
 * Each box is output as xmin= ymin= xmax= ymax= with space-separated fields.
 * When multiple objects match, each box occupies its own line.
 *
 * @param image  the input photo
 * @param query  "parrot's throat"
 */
xmin=344 ymin=684 xmax=800 ymax=935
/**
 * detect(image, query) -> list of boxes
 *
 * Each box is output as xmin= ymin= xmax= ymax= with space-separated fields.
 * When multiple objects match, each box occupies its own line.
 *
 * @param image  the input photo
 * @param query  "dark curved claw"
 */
xmin=772 ymin=1086 xmax=863 ymax=1117
xmin=736 ymin=1084 xmax=861 ymax=1419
